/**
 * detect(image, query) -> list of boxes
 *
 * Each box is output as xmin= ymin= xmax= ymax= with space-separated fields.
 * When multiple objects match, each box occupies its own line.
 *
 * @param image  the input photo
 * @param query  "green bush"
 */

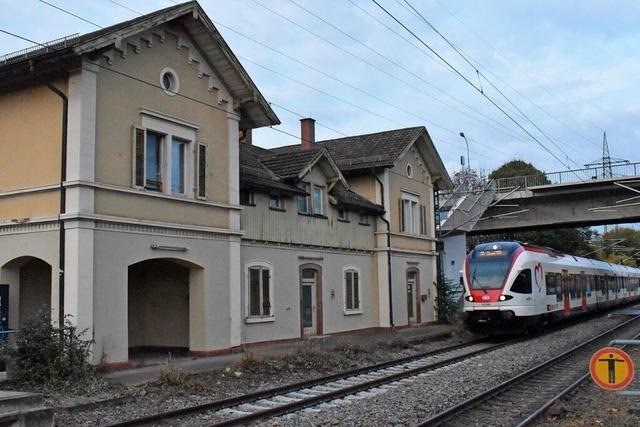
xmin=434 ymin=278 xmax=460 ymax=324
xmin=1 ymin=311 xmax=102 ymax=391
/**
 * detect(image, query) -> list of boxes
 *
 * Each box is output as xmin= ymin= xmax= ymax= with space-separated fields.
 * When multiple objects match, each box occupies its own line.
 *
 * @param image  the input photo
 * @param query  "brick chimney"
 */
xmin=300 ymin=118 xmax=315 ymax=150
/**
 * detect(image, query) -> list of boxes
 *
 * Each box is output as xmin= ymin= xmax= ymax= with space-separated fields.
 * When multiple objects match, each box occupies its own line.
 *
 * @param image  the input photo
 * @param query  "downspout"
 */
xmin=374 ymin=174 xmax=394 ymax=327
xmin=44 ymin=82 xmax=67 ymax=328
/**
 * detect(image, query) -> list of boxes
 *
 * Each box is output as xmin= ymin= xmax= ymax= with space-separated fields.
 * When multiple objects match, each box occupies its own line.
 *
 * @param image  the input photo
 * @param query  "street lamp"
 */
xmin=459 ymin=132 xmax=470 ymax=171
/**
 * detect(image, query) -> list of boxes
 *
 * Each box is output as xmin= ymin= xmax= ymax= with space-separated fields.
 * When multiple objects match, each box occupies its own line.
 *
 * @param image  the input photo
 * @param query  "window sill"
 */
xmin=343 ymin=310 xmax=363 ymax=316
xmin=269 ymin=207 xmax=286 ymax=212
xmin=245 ymin=316 xmax=275 ymax=324
xmin=298 ymin=212 xmax=327 ymax=219
xmin=358 ymin=222 xmax=370 ymax=226
xmin=337 ymin=218 xmax=350 ymax=223
xmin=241 ymin=203 xmax=256 ymax=207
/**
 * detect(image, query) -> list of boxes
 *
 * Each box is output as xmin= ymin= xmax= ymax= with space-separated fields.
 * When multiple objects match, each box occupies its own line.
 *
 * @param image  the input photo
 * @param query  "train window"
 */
xmin=555 ymin=273 xmax=563 ymax=302
xmin=545 ymin=273 xmax=556 ymax=295
xmin=510 ymin=269 xmax=532 ymax=294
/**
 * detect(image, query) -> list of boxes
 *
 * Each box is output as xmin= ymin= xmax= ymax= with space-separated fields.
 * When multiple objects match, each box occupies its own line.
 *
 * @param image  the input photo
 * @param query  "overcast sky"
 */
xmin=1 ymin=0 xmax=638 ymax=177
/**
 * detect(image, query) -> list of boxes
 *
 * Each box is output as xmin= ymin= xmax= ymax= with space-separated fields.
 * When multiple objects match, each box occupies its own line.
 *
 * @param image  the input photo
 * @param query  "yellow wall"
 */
xmin=95 ymin=189 xmax=229 ymax=229
xmin=0 ymin=191 xmax=60 ymax=221
xmin=94 ymin=26 xmax=231 ymax=225
xmin=0 ymin=81 xmax=66 ymax=221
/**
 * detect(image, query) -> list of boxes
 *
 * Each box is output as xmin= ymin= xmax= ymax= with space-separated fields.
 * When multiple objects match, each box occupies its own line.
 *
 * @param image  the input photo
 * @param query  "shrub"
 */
xmin=1 ymin=311 xmax=101 ymax=391
xmin=158 ymin=355 xmax=187 ymax=387
xmin=434 ymin=278 xmax=460 ymax=324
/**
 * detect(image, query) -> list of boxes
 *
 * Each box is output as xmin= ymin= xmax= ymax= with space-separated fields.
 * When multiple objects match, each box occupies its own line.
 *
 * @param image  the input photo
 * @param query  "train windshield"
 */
xmin=467 ymin=243 xmax=520 ymax=290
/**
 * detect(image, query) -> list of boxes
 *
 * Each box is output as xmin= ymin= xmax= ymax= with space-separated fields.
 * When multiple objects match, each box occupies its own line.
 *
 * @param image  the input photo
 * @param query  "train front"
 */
xmin=462 ymin=242 xmax=537 ymax=333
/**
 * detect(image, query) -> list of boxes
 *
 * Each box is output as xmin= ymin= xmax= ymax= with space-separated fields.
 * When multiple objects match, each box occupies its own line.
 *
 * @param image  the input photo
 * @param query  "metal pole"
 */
xmin=459 ymin=132 xmax=470 ymax=172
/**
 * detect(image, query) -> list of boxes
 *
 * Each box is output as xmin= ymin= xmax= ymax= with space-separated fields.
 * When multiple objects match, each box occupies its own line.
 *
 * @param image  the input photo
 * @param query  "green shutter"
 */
xmin=133 ymin=127 xmax=145 ymax=188
xmin=197 ymin=143 xmax=207 ymax=199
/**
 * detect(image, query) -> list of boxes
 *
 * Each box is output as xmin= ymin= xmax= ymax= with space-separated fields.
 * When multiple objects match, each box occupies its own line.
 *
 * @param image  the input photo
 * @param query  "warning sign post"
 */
xmin=589 ymin=347 xmax=635 ymax=391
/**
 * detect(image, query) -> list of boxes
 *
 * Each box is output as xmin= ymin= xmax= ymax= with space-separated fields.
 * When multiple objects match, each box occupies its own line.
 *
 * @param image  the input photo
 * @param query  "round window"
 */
xmin=159 ymin=68 xmax=179 ymax=96
xmin=406 ymin=163 xmax=413 ymax=178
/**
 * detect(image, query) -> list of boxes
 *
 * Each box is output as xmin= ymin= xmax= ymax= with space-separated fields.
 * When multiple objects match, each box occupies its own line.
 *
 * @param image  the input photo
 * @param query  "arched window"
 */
xmin=343 ymin=267 xmax=362 ymax=314
xmin=245 ymin=261 xmax=274 ymax=321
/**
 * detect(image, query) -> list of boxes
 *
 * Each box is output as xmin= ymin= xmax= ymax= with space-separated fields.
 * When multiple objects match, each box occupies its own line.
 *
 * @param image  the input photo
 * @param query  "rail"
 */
xmin=493 ymin=161 xmax=640 ymax=192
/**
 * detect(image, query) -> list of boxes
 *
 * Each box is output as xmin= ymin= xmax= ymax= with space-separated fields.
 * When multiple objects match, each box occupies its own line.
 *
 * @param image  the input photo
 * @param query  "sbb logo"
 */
xmin=482 ymin=295 xmax=490 ymax=301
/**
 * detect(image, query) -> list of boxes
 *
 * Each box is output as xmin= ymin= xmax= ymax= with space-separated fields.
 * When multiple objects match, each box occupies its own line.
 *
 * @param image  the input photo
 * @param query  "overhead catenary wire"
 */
xmin=24 ymin=0 xmax=508 ymax=163
xmin=0 ymin=27 xmax=499 ymax=164
xmin=398 ymin=0 xmax=587 ymax=168
xmin=370 ymin=0 xmax=578 ymax=174
xmin=433 ymin=0 xmax=605 ymax=143
xmin=251 ymin=0 xmax=536 ymax=154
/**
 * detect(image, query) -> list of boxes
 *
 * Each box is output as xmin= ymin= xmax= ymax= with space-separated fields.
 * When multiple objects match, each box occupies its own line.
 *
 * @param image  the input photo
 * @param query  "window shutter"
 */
xmin=132 ymin=127 xmax=146 ymax=188
xmin=420 ymin=204 xmax=426 ymax=235
xmin=196 ymin=143 xmax=207 ymax=199
xmin=399 ymin=199 xmax=405 ymax=232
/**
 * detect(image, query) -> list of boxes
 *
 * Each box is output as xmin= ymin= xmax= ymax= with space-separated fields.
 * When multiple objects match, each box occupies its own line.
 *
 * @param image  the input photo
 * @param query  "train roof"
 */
xmin=474 ymin=241 xmax=640 ymax=276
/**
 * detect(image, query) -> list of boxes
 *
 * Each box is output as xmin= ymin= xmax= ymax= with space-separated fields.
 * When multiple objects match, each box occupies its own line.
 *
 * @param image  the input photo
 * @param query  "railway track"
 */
xmin=418 ymin=315 xmax=640 ymax=427
xmin=104 ymin=339 xmax=514 ymax=427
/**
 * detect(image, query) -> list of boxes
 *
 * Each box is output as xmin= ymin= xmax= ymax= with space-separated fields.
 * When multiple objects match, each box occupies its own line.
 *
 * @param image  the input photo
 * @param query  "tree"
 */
xmin=473 ymin=159 xmax=595 ymax=256
xmin=599 ymin=227 xmax=640 ymax=266
xmin=488 ymin=159 xmax=549 ymax=181
xmin=452 ymin=168 xmax=488 ymax=192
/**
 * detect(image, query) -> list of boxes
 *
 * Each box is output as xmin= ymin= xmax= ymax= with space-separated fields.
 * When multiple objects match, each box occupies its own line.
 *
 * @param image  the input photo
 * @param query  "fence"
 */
xmin=493 ymin=161 xmax=640 ymax=192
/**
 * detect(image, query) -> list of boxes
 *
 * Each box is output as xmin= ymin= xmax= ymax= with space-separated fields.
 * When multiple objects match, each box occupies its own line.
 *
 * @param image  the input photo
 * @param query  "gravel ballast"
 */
xmin=267 ymin=314 xmax=639 ymax=427
xmin=53 ymin=332 xmax=469 ymax=425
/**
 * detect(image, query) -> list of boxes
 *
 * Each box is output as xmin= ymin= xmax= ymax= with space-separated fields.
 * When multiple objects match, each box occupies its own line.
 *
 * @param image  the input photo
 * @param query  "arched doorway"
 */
xmin=127 ymin=258 xmax=198 ymax=357
xmin=0 ymin=256 xmax=53 ymax=329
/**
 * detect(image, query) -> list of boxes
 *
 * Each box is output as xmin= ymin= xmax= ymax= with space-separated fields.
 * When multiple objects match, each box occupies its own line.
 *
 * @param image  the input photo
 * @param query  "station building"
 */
xmin=0 ymin=2 xmax=451 ymax=366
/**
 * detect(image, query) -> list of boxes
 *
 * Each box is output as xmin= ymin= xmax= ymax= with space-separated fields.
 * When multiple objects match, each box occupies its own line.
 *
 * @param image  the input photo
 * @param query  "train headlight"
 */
xmin=499 ymin=295 xmax=513 ymax=301
xmin=465 ymin=295 xmax=474 ymax=302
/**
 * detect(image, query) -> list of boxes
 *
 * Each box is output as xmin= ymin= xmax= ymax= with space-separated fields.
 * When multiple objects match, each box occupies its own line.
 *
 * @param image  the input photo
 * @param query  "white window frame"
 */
xmin=269 ymin=193 xmax=284 ymax=210
xmin=140 ymin=111 xmax=197 ymax=199
xmin=343 ymin=266 xmax=363 ymax=315
xmin=312 ymin=185 xmax=325 ymax=216
xmin=244 ymin=261 xmax=275 ymax=323
xmin=401 ymin=191 xmax=420 ymax=235
xmin=297 ymin=181 xmax=311 ymax=214
xmin=171 ymin=137 xmax=188 ymax=195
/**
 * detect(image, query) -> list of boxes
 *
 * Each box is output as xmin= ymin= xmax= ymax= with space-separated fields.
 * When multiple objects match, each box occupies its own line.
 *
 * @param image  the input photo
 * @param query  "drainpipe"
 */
xmin=44 ymin=82 xmax=67 ymax=328
xmin=374 ymin=174 xmax=394 ymax=327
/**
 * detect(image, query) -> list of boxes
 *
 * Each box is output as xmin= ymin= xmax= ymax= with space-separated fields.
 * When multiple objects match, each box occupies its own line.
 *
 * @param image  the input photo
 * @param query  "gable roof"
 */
xmin=239 ymin=143 xmax=384 ymax=214
xmin=271 ymin=126 xmax=451 ymax=189
xmin=239 ymin=143 xmax=306 ymax=196
xmin=0 ymin=1 xmax=279 ymax=129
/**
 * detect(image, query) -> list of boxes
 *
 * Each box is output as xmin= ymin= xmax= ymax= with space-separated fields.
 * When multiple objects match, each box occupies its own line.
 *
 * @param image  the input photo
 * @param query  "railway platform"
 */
xmin=106 ymin=323 xmax=455 ymax=386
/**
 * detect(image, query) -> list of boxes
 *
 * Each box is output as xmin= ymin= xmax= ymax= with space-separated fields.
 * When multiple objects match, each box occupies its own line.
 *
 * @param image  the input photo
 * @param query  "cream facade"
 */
xmin=0 ymin=2 xmax=451 ymax=366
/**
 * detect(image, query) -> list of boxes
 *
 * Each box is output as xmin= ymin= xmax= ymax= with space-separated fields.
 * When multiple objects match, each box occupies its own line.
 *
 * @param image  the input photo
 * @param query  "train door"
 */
xmin=580 ymin=272 xmax=588 ymax=311
xmin=562 ymin=270 xmax=570 ymax=316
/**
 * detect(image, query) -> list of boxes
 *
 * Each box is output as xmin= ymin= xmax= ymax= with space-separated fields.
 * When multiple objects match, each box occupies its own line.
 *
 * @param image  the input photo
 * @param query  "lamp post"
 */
xmin=459 ymin=132 xmax=470 ymax=171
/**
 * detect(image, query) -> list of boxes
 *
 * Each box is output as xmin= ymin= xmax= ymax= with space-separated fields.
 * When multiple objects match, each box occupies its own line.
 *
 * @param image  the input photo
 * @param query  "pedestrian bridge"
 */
xmin=439 ymin=162 xmax=640 ymax=236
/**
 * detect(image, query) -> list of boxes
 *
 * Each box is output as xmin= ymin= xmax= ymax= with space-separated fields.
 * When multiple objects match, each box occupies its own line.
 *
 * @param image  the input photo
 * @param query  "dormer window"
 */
xmin=337 ymin=208 xmax=348 ymax=221
xmin=297 ymin=182 xmax=310 ymax=214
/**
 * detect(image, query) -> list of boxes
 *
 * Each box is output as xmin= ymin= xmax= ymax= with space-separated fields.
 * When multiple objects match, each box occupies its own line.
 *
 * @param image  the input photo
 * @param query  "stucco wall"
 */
xmin=94 ymin=25 xmax=233 ymax=223
xmin=390 ymin=253 xmax=437 ymax=326
xmin=0 ymin=82 xmax=66 ymax=221
xmin=0 ymin=227 xmax=60 ymax=330
xmin=94 ymin=189 xmax=229 ymax=229
xmin=388 ymin=145 xmax=435 ymax=238
xmin=92 ymin=227 xmax=233 ymax=364
xmin=0 ymin=82 xmax=65 ymax=191
xmin=240 ymin=243 xmax=378 ymax=344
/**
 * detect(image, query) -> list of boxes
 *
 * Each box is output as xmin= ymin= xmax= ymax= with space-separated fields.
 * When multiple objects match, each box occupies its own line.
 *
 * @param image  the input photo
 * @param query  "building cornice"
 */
xmin=61 ymin=212 xmax=244 ymax=238
xmin=64 ymin=180 xmax=243 ymax=211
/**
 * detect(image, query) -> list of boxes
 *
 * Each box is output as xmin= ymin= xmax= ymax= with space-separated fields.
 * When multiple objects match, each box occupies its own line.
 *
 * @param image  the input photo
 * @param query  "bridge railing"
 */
xmin=494 ymin=161 xmax=640 ymax=192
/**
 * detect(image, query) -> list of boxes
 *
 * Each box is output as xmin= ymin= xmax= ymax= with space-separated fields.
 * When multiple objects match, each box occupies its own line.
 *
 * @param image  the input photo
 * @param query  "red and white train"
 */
xmin=462 ymin=241 xmax=640 ymax=333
